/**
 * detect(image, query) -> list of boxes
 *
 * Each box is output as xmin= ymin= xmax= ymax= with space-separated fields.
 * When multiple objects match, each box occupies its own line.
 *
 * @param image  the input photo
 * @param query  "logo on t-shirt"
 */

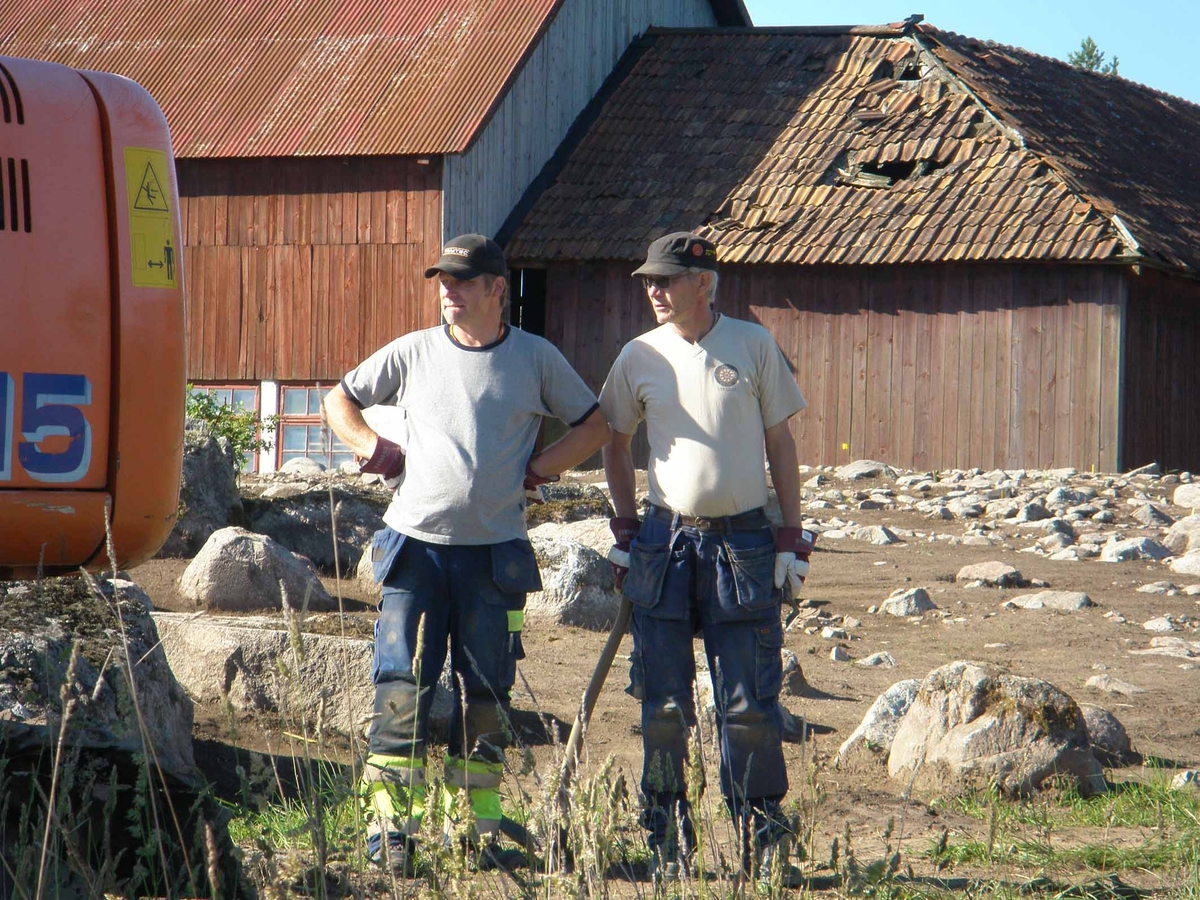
xmin=714 ymin=364 xmax=740 ymax=388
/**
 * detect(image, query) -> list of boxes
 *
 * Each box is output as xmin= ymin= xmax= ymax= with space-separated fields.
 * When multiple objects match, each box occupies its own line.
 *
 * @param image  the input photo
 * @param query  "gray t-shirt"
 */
xmin=342 ymin=324 xmax=598 ymax=545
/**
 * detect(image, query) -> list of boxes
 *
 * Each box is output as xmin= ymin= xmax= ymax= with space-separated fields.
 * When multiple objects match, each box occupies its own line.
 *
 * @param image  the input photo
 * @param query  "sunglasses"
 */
xmin=641 ymin=274 xmax=682 ymax=290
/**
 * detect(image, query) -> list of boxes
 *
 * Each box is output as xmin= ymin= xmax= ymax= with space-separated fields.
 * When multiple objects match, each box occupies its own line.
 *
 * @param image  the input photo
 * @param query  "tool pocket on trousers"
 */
xmin=622 ymin=538 xmax=672 ymax=610
xmin=490 ymin=539 xmax=543 ymax=597
xmin=716 ymin=537 xmax=777 ymax=615
xmin=754 ymin=621 xmax=784 ymax=700
xmin=370 ymin=527 xmax=407 ymax=586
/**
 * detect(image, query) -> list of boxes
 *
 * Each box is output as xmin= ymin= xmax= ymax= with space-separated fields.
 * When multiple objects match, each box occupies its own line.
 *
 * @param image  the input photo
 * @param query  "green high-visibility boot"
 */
xmin=441 ymin=755 xmax=504 ymax=842
xmin=361 ymin=753 xmax=426 ymax=875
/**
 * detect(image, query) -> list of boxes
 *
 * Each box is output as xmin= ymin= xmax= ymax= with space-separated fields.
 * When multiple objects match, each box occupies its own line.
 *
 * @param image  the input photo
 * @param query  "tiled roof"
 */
xmin=0 ymin=0 xmax=560 ymax=157
xmin=505 ymin=25 xmax=1200 ymax=271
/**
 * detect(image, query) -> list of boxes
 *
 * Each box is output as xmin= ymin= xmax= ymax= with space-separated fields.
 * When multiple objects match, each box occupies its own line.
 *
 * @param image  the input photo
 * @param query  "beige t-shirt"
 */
xmin=600 ymin=315 xmax=806 ymax=517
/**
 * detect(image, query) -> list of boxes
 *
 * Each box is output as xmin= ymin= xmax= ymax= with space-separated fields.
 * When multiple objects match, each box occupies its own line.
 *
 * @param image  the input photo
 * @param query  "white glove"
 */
xmin=774 ymin=552 xmax=809 ymax=599
xmin=606 ymin=545 xmax=631 ymax=569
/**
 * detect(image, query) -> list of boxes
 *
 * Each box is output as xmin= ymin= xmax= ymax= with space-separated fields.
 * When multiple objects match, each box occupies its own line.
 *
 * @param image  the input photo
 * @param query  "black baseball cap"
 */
xmin=424 ymin=234 xmax=507 ymax=279
xmin=631 ymin=232 xmax=718 ymax=277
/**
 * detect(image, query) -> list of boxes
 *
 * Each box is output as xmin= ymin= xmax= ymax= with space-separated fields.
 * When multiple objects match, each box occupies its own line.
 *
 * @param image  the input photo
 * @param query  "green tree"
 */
xmin=1068 ymin=36 xmax=1119 ymax=75
xmin=186 ymin=386 xmax=278 ymax=472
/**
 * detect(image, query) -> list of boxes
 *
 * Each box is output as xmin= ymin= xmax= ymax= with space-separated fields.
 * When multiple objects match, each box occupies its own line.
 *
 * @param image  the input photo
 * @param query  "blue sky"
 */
xmin=742 ymin=1 xmax=1199 ymax=104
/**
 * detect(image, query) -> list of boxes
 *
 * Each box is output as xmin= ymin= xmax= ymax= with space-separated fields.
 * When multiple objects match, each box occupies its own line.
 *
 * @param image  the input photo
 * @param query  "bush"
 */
xmin=186 ymin=385 xmax=278 ymax=472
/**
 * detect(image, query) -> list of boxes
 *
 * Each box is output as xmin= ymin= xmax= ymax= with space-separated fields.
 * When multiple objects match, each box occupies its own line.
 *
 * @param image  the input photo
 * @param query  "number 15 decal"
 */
xmin=0 ymin=373 xmax=93 ymax=484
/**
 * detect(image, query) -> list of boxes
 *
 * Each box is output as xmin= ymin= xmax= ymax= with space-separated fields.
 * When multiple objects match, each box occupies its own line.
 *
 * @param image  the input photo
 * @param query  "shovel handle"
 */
xmin=559 ymin=595 xmax=632 ymax=790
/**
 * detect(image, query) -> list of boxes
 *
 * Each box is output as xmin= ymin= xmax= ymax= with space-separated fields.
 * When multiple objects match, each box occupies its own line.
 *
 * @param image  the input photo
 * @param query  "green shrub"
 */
xmin=186 ymin=385 xmax=279 ymax=472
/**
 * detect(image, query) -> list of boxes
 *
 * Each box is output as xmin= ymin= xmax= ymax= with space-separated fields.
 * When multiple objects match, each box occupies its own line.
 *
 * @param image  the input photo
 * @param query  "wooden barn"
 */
xmin=502 ymin=19 xmax=1200 ymax=473
xmin=2 ymin=0 xmax=748 ymax=470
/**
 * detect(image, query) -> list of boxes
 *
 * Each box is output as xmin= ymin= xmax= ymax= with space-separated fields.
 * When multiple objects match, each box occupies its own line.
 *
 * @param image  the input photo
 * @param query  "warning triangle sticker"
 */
xmin=133 ymin=161 xmax=169 ymax=212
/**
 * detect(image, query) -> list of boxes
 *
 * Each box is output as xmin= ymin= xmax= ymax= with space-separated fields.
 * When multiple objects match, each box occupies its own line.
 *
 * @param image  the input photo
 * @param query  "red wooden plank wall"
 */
xmin=1122 ymin=267 xmax=1200 ymax=472
xmin=539 ymin=260 xmax=1126 ymax=471
xmin=177 ymin=156 xmax=443 ymax=381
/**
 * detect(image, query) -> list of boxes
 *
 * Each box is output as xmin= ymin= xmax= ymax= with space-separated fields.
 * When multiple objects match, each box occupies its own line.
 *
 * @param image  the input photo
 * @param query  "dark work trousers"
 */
xmin=368 ymin=527 xmax=538 ymax=765
xmin=623 ymin=508 xmax=788 ymax=854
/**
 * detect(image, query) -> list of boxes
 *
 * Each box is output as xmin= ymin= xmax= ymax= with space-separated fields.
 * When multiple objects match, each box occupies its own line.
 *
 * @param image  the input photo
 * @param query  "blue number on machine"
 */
xmin=0 ymin=373 xmax=93 ymax=484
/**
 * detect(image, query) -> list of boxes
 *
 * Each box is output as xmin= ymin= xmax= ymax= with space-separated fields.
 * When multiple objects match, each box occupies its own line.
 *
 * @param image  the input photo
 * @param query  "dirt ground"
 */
xmin=133 ymin=469 xmax=1200 ymax=889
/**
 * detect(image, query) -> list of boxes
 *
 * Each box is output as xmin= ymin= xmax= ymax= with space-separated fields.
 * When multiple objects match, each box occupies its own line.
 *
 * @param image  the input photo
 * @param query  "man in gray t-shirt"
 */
xmin=325 ymin=234 xmax=608 ymax=872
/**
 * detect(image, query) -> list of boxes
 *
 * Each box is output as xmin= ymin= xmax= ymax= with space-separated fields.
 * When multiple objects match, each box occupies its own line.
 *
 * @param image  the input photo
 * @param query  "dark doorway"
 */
xmin=512 ymin=268 xmax=547 ymax=336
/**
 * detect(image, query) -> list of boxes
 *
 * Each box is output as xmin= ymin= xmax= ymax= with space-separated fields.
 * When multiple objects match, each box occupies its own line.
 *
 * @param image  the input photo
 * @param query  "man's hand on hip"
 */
xmin=606 ymin=517 xmax=640 ymax=591
xmin=358 ymin=436 xmax=405 ymax=481
xmin=774 ymin=527 xmax=816 ymax=599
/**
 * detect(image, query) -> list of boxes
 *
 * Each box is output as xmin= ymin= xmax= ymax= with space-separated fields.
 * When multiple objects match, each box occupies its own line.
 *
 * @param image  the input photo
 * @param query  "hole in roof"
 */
xmin=832 ymin=156 xmax=949 ymax=188
xmin=897 ymin=60 xmax=921 ymax=81
xmin=869 ymin=59 xmax=895 ymax=82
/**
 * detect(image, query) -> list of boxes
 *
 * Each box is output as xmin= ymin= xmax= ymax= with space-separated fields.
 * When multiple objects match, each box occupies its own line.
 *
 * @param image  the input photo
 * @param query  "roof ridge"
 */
xmin=645 ymin=24 xmax=907 ymax=37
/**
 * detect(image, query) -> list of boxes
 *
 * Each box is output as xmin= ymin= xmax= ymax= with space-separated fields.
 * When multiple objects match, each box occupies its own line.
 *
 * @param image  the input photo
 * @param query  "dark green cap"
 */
xmin=632 ymin=232 xmax=718 ymax=277
xmin=424 ymin=234 xmax=507 ymax=279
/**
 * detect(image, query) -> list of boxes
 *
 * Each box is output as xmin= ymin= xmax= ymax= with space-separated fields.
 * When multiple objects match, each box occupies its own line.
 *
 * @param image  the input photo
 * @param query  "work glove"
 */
xmin=358 ymin=436 xmax=405 ymax=481
xmin=774 ymin=527 xmax=816 ymax=600
xmin=606 ymin=517 xmax=640 ymax=591
xmin=523 ymin=459 xmax=559 ymax=505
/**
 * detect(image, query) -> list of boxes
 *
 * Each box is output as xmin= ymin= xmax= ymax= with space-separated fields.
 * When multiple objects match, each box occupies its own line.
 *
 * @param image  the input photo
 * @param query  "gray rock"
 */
xmin=279 ymin=456 xmax=326 ymax=476
xmin=529 ymin=518 xmax=613 ymax=556
xmin=947 ymin=498 xmax=984 ymax=518
xmin=356 ymin=544 xmax=382 ymax=603
xmin=1137 ymin=581 xmax=1177 ymax=595
xmin=1142 ymin=616 xmax=1176 ymax=633
xmin=1173 ymin=484 xmax=1200 ymax=509
xmin=955 ymin=562 xmax=1023 ymax=587
xmin=836 ymin=460 xmax=897 ymax=481
xmin=1132 ymin=504 xmax=1174 ymax=527
xmin=1125 ymin=463 xmax=1161 ymax=477
xmin=830 ymin=646 xmax=851 ymax=662
xmin=261 ymin=481 xmax=310 ymax=500
xmin=889 ymin=661 xmax=1104 ymax=798
xmin=1046 ymin=487 xmax=1094 ymax=508
xmin=158 ymin=429 xmax=243 ymax=557
xmin=1163 ymin=516 xmax=1200 ymax=555
xmin=1169 ymin=550 xmax=1200 ymax=577
xmin=1080 ymin=704 xmax=1137 ymax=766
xmin=1006 ymin=591 xmax=1093 ymax=611
xmin=527 ymin=533 xmax=620 ymax=630
xmin=837 ymin=679 xmax=921 ymax=762
xmin=244 ymin=485 xmax=388 ymax=571
xmin=856 ymin=651 xmax=898 ymax=668
xmin=854 ymin=525 xmax=901 ymax=546
xmin=1171 ymin=770 xmax=1200 ymax=790
xmin=1100 ymin=537 xmax=1172 ymax=563
xmin=180 ymin=527 xmax=336 ymax=612
xmin=1015 ymin=503 xmax=1052 ymax=522
xmin=1085 ymin=674 xmax=1146 ymax=696
xmin=881 ymin=587 xmax=936 ymax=617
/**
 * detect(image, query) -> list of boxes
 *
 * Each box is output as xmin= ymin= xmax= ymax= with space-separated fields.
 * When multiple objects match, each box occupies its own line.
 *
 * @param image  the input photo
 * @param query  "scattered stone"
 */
xmin=1085 ymin=674 xmax=1146 ymax=696
xmin=1137 ymin=582 xmax=1177 ymax=595
xmin=844 ymin=616 xmax=863 ymax=628
xmin=821 ymin=626 xmax=849 ymax=640
xmin=179 ymin=527 xmax=337 ymax=612
xmin=1132 ymin=504 xmax=1174 ymax=527
xmin=1163 ymin=516 xmax=1200 ymax=555
xmin=1128 ymin=636 xmax=1199 ymax=660
xmin=836 ymin=459 xmax=897 ymax=481
xmin=880 ymin=587 xmax=936 ymax=616
xmin=856 ymin=651 xmax=898 ymax=668
xmin=854 ymin=525 xmax=901 ymax=546
xmin=1173 ymin=484 xmax=1200 ymax=509
xmin=1092 ymin=511 xmax=1116 ymax=523
xmin=260 ymin=482 xmax=310 ymax=501
xmin=1015 ymin=503 xmax=1052 ymax=522
xmin=1143 ymin=616 xmax=1176 ymax=633
xmin=781 ymin=649 xmax=809 ymax=696
xmin=830 ymin=646 xmax=851 ymax=662
xmin=947 ymin=498 xmax=984 ymax=518
xmin=888 ymin=661 xmax=1104 ymax=797
xmin=984 ymin=642 xmax=1009 ymax=649
xmin=1100 ymin=537 xmax=1172 ymax=563
xmin=1006 ymin=591 xmax=1093 ymax=611
xmin=955 ymin=561 xmax=1023 ymax=587
xmin=1171 ymin=770 xmax=1200 ymax=790
xmin=837 ymin=679 xmax=921 ymax=762
xmin=279 ymin=456 xmax=326 ymax=476
xmin=1169 ymin=551 xmax=1200 ymax=577
xmin=1125 ymin=463 xmax=1161 ymax=477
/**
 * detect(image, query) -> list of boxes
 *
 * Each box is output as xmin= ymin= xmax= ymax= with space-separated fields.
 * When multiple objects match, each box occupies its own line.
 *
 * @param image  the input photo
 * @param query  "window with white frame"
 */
xmin=278 ymin=385 xmax=355 ymax=470
xmin=188 ymin=383 xmax=261 ymax=473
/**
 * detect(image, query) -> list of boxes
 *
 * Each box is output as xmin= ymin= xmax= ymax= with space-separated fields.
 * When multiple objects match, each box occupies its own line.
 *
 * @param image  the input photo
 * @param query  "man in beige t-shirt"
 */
xmin=600 ymin=232 xmax=814 ymax=886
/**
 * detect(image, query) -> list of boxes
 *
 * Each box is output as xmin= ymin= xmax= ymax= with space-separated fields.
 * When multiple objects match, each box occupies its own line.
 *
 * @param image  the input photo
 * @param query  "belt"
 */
xmin=646 ymin=504 xmax=770 ymax=533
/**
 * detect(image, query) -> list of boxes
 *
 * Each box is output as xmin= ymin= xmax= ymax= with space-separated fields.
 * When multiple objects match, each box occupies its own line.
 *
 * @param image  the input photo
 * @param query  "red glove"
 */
xmin=774 ymin=527 xmax=816 ymax=598
xmin=524 ymin=460 xmax=559 ymax=505
xmin=359 ymin=436 xmax=405 ymax=480
xmin=606 ymin=517 xmax=640 ymax=591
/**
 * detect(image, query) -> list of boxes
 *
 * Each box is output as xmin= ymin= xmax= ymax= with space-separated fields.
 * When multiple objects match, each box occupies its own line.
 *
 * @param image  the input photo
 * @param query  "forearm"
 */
xmin=764 ymin=420 xmax=803 ymax=528
xmin=323 ymin=385 xmax=380 ymax=459
xmin=529 ymin=409 xmax=610 ymax=476
xmin=602 ymin=432 xmax=638 ymax=519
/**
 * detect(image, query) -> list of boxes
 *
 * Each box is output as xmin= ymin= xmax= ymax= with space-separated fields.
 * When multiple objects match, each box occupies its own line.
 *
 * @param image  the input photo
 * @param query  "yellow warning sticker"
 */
xmin=124 ymin=147 xmax=177 ymax=288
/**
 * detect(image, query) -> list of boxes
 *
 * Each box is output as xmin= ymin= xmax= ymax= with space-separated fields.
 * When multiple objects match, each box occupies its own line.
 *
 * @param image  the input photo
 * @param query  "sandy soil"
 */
xmin=132 ymin=470 xmax=1200 ymax=890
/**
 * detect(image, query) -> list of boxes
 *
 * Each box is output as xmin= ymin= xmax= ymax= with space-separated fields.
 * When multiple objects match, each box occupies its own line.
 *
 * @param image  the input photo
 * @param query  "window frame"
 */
xmin=276 ymin=384 xmax=355 ymax=471
xmin=188 ymin=382 xmax=262 ymax=473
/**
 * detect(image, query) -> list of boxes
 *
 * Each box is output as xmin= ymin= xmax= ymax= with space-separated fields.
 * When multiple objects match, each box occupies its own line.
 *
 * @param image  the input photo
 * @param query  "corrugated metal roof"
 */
xmin=0 ymin=0 xmax=562 ymax=156
xmin=504 ymin=26 xmax=1200 ymax=272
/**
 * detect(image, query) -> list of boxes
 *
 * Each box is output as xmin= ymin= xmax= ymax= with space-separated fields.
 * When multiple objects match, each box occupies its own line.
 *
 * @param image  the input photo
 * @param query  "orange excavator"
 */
xmin=0 ymin=54 xmax=185 ymax=579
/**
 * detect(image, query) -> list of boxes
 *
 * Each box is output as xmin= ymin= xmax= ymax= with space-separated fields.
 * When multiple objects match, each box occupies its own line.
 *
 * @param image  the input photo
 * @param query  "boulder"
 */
xmin=1173 ymin=484 xmax=1200 ymax=510
xmin=856 ymin=651 xmax=898 ymax=668
xmin=158 ymin=428 xmax=242 ymax=557
xmin=526 ymin=533 xmax=620 ymax=630
xmin=1100 ymin=538 xmax=1172 ymax=563
xmin=838 ymin=679 xmax=921 ymax=763
xmin=888 ymin=660 xmax=1104 ymax=798
xmin=1014 ymin=503 xmax=1052 ymax=522
xmin=1169 ymin=550 xmax=1200 ymax=577
xmin=880 ymin=588 xmax=936 ymax=617
xmin=955 ymin=562 xmax=1023 ymax=587
xmin=1079 ymin=704 xmax=1137 ymax=766
xmin=1005 ymin=591 xmax=1093 ymax=611
xmin=180 ymin=527 xmax=336 ymax=612
xmin=525 ymin=484 xmax=614 ymax=526
xmin=836 ymin=460 xmax=897 ymax=481
xmin=1085 ymin=674 xmax=1145 ymax=696
xmin=854 ymin=525 xmax=901 ymax=546
xmin=1163 ymin=516 xmax=1200 ymax=555
xmin=356 ymin=545 xmax=383 ymax=603
xmin=279 ymin=456 xmax=326 ymax=476
xmin=244 ymin=485 xmax=388 ymax=571
xmin=529 ymin=518 xmax=613 ymax=557
xmin=1132 ymin=504 xmax=1174 ymax=528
